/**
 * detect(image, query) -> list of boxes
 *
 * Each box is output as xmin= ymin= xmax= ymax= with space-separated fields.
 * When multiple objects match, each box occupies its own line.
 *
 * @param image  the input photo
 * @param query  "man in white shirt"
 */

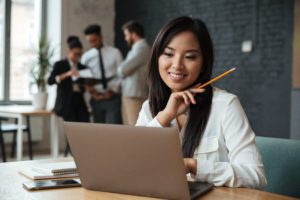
xmin=117 ymin=21 xmax=151 ymax=125
xmin=81 ymin=24 xmax=123 ymax=124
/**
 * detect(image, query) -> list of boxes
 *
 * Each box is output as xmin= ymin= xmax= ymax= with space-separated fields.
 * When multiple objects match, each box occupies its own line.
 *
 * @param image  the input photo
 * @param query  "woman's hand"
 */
xmin=184 ymin=158 xmax=197 ymax=175
xmin=67 ymin=69 xmax=79 ymax=77
xmin=90 ymin=90 xmax=114 ymax=101
xmin=156 ymin=88 xmax=205 ymax=126
xmin=59 ymin=70 xmax=79 ymax=82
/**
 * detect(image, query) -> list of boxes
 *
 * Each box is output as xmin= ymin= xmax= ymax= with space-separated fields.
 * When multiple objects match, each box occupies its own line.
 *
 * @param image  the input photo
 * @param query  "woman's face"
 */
xmin=68 ymin=48 xmax=82 ymax=63
xmin=158 ymin=31 xmax=203 ymax=92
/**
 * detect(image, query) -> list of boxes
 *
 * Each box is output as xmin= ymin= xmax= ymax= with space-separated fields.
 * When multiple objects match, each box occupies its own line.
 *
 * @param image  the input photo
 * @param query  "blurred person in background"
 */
xmin=118 ymin=21 xmax=151 ymax=125
xmin=82 ymin=24 xmax=123 ymax=124
xmin=48 ymin=36 xmax=89 ymax=156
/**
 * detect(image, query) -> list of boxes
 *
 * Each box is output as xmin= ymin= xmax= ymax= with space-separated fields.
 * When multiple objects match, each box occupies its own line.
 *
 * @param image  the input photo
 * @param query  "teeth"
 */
xmin=169 ymin=72 xmax=184 ymax=78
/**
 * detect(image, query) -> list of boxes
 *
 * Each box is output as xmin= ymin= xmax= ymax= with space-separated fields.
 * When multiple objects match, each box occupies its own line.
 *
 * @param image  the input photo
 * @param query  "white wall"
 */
xmin=61 ymin=0 xmax=115 ymax=56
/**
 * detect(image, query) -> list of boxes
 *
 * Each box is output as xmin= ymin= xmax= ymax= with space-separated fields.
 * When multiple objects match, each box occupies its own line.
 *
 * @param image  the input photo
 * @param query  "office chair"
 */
xmin=255 ymin=136 xmax=300 ymax=198
xmin=0 ymin=117 xmax=33 ymax=162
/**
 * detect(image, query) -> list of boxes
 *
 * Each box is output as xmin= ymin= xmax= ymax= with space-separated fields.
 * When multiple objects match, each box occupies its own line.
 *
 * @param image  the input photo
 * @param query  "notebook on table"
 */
xmin=64 ymin=122 xmax=213 ymax=200
xmin=19 ymin=161 xmax=79 ymax=180
xmin=30 ymin=162 xmax=77 ymax=175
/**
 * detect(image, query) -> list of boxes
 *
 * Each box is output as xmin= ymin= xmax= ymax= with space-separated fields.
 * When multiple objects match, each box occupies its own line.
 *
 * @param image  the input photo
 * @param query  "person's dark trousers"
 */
xmin=90 ymin=93 xmax=122 ymax=124
xmin=64 ymin=93 xmax=90 ymax=157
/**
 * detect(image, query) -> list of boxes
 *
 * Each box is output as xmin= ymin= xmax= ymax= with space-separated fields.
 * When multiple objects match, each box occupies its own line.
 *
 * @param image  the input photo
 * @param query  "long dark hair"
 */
xmin=148 ymin=16 xmax=214 ymax=157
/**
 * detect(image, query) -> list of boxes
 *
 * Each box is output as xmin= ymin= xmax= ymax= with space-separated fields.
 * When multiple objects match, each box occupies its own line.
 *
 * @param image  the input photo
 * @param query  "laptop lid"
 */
xmin=64 ymin=122 xmax=190 ymax=200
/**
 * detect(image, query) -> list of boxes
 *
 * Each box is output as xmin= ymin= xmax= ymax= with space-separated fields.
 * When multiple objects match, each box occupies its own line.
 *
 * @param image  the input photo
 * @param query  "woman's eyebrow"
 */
xmin=165 ymin=46 xmax=201 ymax=54
xmin=165 ymin=46 xmax=174 ymax=51
xmin=186 ymin=49 xmax=201 ymax=54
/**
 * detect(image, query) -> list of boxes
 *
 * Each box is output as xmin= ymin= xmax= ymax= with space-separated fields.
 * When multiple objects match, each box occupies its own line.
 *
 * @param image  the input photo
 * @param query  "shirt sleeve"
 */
xmin=115 ymin=49 xmax=124 ymax=66
xmin=48 ymin=62 xmax=60 ymax=85
xmin=81 ymin=53 xmax=88 ymax=65
xmin=195 ymin=97 xmax=267 ymax=189
xmin=109 ymin=49 xmax=124 ymax=93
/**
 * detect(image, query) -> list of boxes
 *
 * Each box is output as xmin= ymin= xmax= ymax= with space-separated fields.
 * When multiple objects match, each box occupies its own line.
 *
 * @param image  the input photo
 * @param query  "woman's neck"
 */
xmin=69 ymin=58 xmax=78 ymax=65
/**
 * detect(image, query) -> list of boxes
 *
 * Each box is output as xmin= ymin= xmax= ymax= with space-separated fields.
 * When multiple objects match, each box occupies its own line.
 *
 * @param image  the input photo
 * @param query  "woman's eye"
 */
xmin=185 ymin=55 xmax=197 ymax=60
xmin=162 ymin=52 xmax=173 ymax=57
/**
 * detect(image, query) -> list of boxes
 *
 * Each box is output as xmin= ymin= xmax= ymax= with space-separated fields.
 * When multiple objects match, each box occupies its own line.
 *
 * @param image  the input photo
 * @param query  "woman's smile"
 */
xmin=168 ymin=71 xmax=188 ymax=81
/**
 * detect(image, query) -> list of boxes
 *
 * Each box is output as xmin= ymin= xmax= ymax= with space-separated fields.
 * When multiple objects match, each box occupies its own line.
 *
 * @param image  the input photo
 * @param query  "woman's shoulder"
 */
xmin=140 ymin=99 xmax=155 ymax=117
xmin=141 ymin=99 xmax=151 ymax=111
xmin=54 ymin=59 xmax=68 ymax=67
xmin=135 ymin=99 xmax=154 ymax=125
xmin=212 ymin=87 xmax=238 ymax=105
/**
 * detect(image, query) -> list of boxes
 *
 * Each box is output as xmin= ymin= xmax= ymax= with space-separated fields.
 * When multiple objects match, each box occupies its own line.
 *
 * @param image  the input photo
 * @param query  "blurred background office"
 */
xmin=0 ymin=0 xmax=299 ymax=158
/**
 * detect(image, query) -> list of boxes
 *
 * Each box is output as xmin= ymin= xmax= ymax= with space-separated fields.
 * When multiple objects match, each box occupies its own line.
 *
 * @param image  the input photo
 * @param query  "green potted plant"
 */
xmin=30 ymin=36 xmax=54 ymax=109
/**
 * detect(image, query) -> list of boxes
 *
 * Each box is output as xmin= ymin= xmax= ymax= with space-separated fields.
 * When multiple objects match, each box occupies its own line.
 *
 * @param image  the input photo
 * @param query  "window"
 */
xmin=10 ymin=0 xmax=38 ymax=101
xmin=0 ymin=0 xmax=43 ymax=103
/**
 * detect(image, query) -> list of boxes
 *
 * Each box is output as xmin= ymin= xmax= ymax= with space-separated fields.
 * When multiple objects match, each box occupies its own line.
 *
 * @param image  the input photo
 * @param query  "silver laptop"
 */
xmin=64 ymin=122 xmax=212 ymax=200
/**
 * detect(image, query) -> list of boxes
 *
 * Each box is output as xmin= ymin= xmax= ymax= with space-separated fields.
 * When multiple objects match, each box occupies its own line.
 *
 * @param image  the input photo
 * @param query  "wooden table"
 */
xmin=0 ymin=159 xmax=297 ymax=200
xmin=0 ymin=105 xmax=59 ymax=161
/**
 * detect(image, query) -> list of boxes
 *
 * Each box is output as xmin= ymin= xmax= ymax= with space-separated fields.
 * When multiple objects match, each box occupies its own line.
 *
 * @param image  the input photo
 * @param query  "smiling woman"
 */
xmin=136 ymin=16 xmax=267 ymax=188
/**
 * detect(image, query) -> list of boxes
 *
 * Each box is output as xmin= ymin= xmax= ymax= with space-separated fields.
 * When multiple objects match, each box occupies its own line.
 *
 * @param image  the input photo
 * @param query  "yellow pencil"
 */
xmin=196 ymin=67 xmax=236 ymax=89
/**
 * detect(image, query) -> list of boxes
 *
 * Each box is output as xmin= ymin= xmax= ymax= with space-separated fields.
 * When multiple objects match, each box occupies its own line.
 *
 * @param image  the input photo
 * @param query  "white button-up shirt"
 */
xmin=81 ymin=46 xmax=123 ymax=93
xmin=136 ymin=87 xmax=267 ymax=188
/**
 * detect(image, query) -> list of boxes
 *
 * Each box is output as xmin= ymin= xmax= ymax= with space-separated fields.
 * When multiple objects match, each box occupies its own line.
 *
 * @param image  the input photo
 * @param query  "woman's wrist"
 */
xmin=189 ymin=159 xmax=197 ymax=175
xmin=156 ymin=111 xmax=174 ymax=127
xmin=184 ymin=158 xmax=197 ymax=175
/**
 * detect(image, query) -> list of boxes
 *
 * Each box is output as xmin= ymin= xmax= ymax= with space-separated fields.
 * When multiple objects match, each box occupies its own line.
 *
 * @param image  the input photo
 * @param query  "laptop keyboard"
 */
xmin=188 ymin=181 xmax=213 ymax=200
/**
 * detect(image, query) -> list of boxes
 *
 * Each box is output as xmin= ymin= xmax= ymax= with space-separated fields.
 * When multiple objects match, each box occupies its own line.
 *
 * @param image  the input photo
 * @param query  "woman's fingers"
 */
xmin=189 ymin=88 xmax=205 ymax=94
xmin=181 ymin=92 xmax=190 ymax=104
xmin=185 ymin=91 xmax=196 ymax=104
xmin=172 ymin=89 xmax=204 ymax=105
xmin=173 ymin=92 xmax=190 ymax=105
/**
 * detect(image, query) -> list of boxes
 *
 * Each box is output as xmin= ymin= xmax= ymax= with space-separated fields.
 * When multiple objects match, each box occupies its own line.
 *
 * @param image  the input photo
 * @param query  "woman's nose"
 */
xmin=171 ymin=55 xmax=184 ymax=70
